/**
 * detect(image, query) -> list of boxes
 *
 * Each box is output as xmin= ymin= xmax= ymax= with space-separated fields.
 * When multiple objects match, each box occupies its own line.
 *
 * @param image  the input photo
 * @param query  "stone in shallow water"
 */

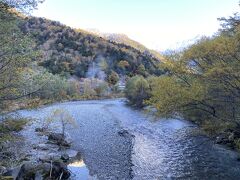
xmin=35 ymin=127 xmax=45 ymax=132
xmin=65 ymin=149 xmax=79 ymax=158
xmin=16 ymin=162 xmax=38 ymax=179
xmin=15 ymin=161 xmax=70 ymax=179
xmin=47 ymin=132 xmax=72 ymax=147
xmin=39 ymin=153 xmax=61 ymax=162
xmin=61 ymin=153 xmax=70 ymax=162
xmin=36 ymin=143 xmax=49 ymax=151
xmin=48 ymin=133 xmax=64 ymax=142
xmin=118 ymin=129 xmax=129 ymax=136
xmin=0 ymin=166 xmax=7 ymax=174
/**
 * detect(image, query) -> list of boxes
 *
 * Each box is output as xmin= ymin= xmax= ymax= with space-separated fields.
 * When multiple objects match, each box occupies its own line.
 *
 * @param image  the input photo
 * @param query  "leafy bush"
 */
xmin=94 ymin=82 xmax=109 ymax=97
xmin=125 ymin=75 xmax=150 ymax=107
xmin=31 ymin=69 xmax=81 ymax=101
xmin=0 ymin=117 xmax=28 ymax=133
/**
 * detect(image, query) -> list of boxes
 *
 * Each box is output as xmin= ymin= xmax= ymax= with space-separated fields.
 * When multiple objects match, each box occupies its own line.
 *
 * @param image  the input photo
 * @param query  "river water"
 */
xmin=18 ymin=99 xmax=240 ymax=180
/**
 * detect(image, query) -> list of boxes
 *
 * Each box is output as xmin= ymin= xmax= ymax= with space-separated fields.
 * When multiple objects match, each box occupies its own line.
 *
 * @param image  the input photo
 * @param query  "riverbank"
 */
xmin=0 ymin=114 xmax=82 ymax=179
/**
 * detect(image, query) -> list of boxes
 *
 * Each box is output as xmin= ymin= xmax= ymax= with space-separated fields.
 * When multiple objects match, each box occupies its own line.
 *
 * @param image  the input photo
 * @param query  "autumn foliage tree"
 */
xmin=147 ymin=12 xmax=240 ymax=131
xmin=107 ymin=70 xmax=119 ymax=86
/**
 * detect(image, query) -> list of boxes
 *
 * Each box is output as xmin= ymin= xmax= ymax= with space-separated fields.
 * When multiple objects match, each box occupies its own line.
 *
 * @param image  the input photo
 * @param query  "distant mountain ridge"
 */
xmin=19 ymin=16 xmax=164 ymax=79
xmin=87 ymin=29 xmax=164 ymax=61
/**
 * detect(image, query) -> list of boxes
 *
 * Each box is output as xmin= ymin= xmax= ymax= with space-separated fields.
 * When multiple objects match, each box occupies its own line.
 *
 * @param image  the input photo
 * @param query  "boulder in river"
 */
xmin=61 ymin=154 xmax=70 ymax=162
xmin=48 ymin=133 xmax=64 ymax=142
xmin=47 ymin=133 xmax=72 ymax=147
xmin=65 ymin=149 xmax=79 ymax=159
xmin=0 ymin=166 xmax=7 ymax=175
xmin=16 ymin=160 xmax=70 ymax=180
xmin=216 ymin=132 xmax=231 ymax=144
xmin=35 ymin=127 xmax=45 ymax=133
xmin=118 ymin=129 xmax=129 ymax=137
xmin=61 ymin=149 xmax=80 ymax=162
xmin=16 ymin=162 xmax=38 ymax=179
xmin=34 ymin=143 xmax=49 ymax=151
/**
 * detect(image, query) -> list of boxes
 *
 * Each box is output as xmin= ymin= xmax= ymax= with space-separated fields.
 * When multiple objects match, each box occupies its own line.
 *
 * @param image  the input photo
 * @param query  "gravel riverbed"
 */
xmin=17 ymin=99 xmax=240 ymax=179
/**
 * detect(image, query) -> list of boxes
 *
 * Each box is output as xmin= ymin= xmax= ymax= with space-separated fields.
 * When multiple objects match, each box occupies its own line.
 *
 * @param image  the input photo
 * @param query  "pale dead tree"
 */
xmin=45 ymin=109 xmax=78 ymax=138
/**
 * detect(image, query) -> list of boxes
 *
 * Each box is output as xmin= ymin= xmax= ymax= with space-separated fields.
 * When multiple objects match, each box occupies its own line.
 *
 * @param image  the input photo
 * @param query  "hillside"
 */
xmin=88 ymin=29 xmax=165 ymax=61
xmin=19 ymin=17 xmax=164 ymax=79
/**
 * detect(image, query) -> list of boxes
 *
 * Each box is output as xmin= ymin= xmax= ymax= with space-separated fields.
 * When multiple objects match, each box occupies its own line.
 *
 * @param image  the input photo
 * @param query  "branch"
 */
xmin=0 ymin=81 xmax=48 ymax=101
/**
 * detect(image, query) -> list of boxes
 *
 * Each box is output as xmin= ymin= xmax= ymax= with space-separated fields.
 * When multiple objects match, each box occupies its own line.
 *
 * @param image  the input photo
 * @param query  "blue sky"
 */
xmin=33 ymin=0 xmax=239 ymax=51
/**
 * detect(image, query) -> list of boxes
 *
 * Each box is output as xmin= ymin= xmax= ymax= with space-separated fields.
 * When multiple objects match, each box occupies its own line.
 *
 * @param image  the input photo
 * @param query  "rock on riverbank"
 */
xmin=0 ymin=118 xmax=81 ymax=179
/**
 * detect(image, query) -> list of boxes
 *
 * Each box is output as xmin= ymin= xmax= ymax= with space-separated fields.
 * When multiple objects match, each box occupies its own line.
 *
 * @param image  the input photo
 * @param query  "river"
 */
xmin=18 ymin=99 xmax=240 ymax=180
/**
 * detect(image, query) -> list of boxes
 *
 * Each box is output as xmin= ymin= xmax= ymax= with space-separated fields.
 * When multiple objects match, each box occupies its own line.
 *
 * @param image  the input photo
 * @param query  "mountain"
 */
xmin=87 ymin=29 xmax=165 ymax=61
xmin=19 ymin=17 xmax=164 ymax=79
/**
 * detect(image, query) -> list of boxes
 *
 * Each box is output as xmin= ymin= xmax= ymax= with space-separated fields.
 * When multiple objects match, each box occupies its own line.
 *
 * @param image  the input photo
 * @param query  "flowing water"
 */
xmin=18 ymin=99 xmax=240 ymax=180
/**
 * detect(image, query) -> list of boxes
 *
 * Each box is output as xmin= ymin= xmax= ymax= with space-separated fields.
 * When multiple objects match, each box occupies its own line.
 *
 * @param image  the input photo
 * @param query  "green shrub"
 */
xmin=95 ymin=82 xmax=109 ymax=97
xmin=125 ymin=75 xmax=150 ymax=107
xmin=0 ymin=118 xmax=28 ymax=133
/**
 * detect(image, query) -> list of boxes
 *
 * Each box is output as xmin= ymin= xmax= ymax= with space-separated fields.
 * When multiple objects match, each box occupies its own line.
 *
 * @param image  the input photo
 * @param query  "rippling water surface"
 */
xmin=18 ymin=99 xmax=240 ymax=179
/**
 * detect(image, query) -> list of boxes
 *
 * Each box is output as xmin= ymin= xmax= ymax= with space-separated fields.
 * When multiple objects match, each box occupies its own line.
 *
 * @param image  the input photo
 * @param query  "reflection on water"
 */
xmin=68 ymin=160 xmax=98 ymax=180
xmin=18 ymin=99 xmax=240 ymax=179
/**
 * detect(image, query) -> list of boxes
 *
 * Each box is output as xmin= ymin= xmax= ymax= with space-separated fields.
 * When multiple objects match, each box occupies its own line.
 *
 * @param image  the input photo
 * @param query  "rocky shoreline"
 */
xmin=0 ymin=118 xmax=81 ymax=180
xmin=215 ymin=128 xmax=240 ymax=154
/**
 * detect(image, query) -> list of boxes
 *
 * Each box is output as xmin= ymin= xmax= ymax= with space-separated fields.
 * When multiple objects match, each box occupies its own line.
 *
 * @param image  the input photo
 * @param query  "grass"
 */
xmin=0 ymin=116 xmax=28 ymax=143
